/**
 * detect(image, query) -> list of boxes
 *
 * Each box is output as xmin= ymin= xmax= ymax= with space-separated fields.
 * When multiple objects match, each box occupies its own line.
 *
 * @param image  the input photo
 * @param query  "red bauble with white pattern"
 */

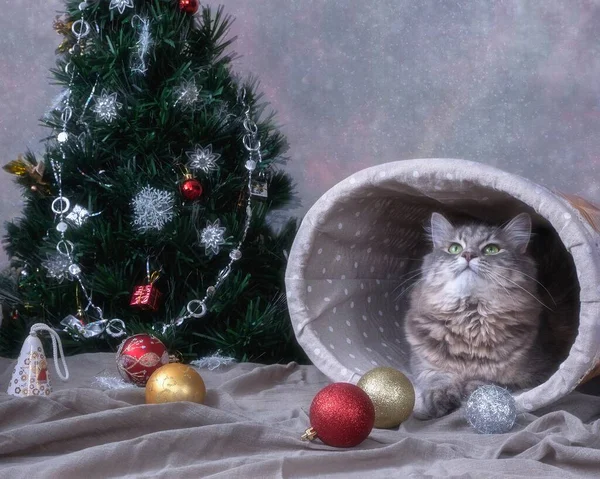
xmin=116 ymin=334 xmax=169 ymax=387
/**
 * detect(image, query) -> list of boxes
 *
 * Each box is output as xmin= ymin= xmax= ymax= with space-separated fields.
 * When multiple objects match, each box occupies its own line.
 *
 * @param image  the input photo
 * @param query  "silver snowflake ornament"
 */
xmin=93 ymin=89 xmax=122 ymax=123
xmin=174 ymin=80 xmax=201 ymax=110
xmin=199 ymin=219 xmax=227 ymax=256
xmin=186 ymin=144 xmax=221 ymax=173
xmin=42 ymin=253 xmax=72 ymax=282
xmin=131 ymin=185 xmax=175 ymax=233
xmin=109 ymin=0 xmax=134 ymax=14
xmin=214 ymin=101 xmax=235 ymax=124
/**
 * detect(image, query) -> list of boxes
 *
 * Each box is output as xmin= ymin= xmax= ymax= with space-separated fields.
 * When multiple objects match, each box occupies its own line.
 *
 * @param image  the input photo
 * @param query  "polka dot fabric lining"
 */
xmin=285 ymin=159 xmax=600 ymax=412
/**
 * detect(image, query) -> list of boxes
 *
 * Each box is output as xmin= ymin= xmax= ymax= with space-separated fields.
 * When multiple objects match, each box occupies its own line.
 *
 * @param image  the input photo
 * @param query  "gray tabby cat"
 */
xmin=405 ymin=212 xmax=555 ymax=419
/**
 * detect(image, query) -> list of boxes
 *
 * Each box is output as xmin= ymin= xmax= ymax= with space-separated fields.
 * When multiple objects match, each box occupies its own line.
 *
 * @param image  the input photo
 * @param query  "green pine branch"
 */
xmin=1 ymin=1 xmax=306 ymax=364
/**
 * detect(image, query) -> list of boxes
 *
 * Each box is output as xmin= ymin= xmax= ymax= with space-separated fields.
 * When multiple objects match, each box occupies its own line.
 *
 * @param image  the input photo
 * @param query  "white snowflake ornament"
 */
xmin=109 ymin=0 xmax=134 ymax=14
xmin=131 ymin=186 xmax=175 ymax=233
xmin=174 ymin=80 xmax=201 ymax=110
xmin=93 ymin=90 xmax=122 ymax=123
xmin=186 ymin=145 xmax=221 ymax=174
xmin=199 ymin=219 xmax=227 ymax=256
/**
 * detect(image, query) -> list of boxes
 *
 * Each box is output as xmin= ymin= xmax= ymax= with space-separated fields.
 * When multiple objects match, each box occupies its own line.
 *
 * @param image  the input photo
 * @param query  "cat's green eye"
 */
xmin=483 ymin=244 xmax=500 ymax=255
xmin=448 ymin=243 xmax=463 ymax=254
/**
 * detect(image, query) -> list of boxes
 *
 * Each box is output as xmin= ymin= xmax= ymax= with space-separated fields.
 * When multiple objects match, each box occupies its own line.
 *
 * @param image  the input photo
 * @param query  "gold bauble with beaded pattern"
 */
xmin=357 ymin=366 xmax=415 ymax=428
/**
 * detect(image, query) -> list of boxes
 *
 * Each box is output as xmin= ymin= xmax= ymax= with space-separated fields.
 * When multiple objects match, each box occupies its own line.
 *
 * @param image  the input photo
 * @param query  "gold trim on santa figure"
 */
xmin=7 ymin=323 xmax=69 ymax=398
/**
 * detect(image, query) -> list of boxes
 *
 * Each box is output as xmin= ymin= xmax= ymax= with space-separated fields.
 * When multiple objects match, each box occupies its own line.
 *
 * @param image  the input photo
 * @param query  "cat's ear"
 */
xmin=430 ymin=212 xmax=454 ymax=248
xmin=503 ymin=213 xmax=532 ymax=253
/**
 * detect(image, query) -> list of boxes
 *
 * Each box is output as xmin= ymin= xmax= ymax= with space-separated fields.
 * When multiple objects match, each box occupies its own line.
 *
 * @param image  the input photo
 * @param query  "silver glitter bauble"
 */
xmin=465 ymin=385 xmax=517 ymax=434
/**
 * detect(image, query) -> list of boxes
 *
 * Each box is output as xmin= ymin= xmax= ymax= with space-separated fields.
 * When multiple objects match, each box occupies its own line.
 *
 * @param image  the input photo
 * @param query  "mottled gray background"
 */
xmin=2 ymin=1 xmax=600 ymax=266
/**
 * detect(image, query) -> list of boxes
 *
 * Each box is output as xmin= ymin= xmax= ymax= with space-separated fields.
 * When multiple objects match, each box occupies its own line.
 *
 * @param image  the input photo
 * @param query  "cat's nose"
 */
xmin=462 ymin=252 xmax=477 ymax=262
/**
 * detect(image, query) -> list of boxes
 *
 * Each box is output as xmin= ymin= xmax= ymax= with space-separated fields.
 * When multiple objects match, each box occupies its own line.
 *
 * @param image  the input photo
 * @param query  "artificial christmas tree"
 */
xmin=1 ymin=0 xmax=304 ymax=364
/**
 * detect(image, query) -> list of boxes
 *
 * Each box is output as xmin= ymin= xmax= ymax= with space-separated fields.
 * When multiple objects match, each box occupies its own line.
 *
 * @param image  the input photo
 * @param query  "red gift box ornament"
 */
xmin=130 ymin=270 xmax=162 ymax=311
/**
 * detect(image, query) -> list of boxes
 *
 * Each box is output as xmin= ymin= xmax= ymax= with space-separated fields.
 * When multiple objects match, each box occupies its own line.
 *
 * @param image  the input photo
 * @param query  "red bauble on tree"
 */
xmin=116 ymin=334 xmax=170 ymax=386
xmin=178 ymin=0 xmax=199 ymax=15
xmin=181 ymin=175 xmax=203 ymax=201
xmin=302 ymin=383 xmax=375 ymax=448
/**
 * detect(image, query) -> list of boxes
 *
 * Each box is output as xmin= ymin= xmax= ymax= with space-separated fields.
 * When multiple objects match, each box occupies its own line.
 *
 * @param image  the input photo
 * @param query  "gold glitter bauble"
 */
xmin=357 ymin=367 xmax=415 ymax=428
xmin=145 ymin=363 xmax=206 ymax=405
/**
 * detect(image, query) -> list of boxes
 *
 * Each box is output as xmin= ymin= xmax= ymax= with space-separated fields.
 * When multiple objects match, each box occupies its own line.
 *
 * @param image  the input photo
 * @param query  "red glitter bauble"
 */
xmin=116 ymin=334 xmax=170 ymax=387
xmin=181 ymin=177 xmax=203 ymax=201
xmin=178 ymin=0 xmax=199 ymax=15
xmin=308 ymin=383 xmax=375 ymax=447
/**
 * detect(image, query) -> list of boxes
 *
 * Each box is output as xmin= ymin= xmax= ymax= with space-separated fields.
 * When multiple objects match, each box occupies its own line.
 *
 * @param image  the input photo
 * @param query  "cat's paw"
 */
xmin=422 ymin=383 xmax=462 ymax=418
xmin=463 ymin=379 xmax=488 ymax=397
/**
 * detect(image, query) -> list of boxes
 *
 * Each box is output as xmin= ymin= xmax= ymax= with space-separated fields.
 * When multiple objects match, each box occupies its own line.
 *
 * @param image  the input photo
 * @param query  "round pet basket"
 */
xmin=285 ymin=159 xmax=600 ymax=412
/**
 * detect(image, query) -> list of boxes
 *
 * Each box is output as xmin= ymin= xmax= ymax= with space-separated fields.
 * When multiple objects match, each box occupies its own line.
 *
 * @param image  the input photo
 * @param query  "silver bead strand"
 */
xmin=167 ymin=88 xmax=262 ymax=331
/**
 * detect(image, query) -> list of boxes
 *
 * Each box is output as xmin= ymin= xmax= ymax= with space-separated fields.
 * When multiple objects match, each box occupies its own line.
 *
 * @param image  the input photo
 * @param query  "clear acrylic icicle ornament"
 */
xmin=6 ymin=323 xmax=69 ymax=397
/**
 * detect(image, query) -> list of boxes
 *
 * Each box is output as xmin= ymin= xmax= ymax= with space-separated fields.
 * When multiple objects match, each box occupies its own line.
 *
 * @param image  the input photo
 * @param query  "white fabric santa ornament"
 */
xmin=6 ymin=323 xmax=69 ymax=397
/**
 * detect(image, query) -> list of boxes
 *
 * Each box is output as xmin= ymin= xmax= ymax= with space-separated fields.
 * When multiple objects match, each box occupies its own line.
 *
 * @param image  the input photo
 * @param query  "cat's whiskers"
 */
xmin=479 ymin=268 xmax=519 ymax=310
xmin=415 ymin=279 xmax=429 ymax=317
xmin=492 ymin=265 xmax=557 ymax=306
xmin=484 ymin=269 xmax=554 ymax=311
xmin=395 ymin=276 xmax=426 ymax=302
xmin=389 ymin=256 xmax=425 ymax=262
xmin=391 ymin=266 xmax=438 ymax=295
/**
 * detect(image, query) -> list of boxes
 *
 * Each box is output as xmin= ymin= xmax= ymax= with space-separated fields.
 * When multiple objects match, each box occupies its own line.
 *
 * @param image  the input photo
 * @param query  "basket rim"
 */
xmin=285 ymin=158 xmax=600 ymax=412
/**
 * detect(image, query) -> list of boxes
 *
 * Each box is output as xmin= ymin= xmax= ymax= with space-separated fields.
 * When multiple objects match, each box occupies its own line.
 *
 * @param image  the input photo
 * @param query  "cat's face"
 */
xmin=420 ymin=212 xmax=537 ymax=299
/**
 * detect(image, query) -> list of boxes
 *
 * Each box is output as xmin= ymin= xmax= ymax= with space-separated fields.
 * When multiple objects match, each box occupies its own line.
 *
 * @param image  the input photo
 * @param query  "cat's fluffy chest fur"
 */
xmin=406 ymin=290 xmax=541 ymax=385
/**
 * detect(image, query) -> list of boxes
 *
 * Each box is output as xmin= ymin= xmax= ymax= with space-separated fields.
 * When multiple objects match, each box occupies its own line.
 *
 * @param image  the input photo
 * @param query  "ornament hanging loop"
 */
xmin=29 ymin=323 xmax=69 ymax=381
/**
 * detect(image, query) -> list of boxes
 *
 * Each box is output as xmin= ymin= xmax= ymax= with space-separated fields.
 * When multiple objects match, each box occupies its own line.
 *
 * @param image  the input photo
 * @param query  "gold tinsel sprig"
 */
xmin=3 ymin=154 xmax=47 ymax=184
xmin=3 ymin=154 xmax=51 ymax=195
